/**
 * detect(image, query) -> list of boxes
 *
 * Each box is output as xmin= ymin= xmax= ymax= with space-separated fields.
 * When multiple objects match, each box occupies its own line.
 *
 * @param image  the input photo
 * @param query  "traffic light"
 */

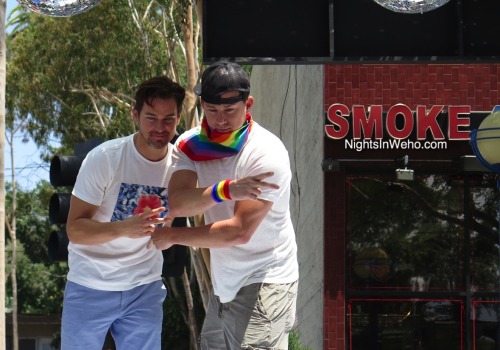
xmin=47 ymin=138 xmax=103 ymax=262
xmin=162 ymin=218 xmax=188 ymax=278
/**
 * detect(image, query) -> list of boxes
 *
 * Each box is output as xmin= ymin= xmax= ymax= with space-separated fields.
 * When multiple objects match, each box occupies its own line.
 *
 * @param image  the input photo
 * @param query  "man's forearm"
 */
xmin=156 ymin=220 xmax=250 ymax=248
xmin=168 ymin=186 xmax=218 ymax=218
xmin=67 ymin=218 xmax=123 ymax=245
xmin=67 ymin=207 xmax=164 ymax=245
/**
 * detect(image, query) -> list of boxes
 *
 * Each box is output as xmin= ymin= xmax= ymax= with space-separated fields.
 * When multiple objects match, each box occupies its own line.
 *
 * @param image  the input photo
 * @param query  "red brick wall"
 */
xmin=322 ymin=63 xmax=500 ymax=350
xmin=324 ymin=64 xmax=500 ymax=112
xmin=323 ymin=168 xmax=346 ymax=350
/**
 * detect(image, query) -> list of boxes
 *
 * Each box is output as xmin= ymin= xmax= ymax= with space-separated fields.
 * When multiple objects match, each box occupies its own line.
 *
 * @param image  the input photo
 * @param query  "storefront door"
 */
xmin=346 ymin=173 xmax=499 ymax=350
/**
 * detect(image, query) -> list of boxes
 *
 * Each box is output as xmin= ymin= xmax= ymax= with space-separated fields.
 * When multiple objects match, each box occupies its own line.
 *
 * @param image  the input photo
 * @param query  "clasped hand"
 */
xmin=148 ymin=215 xmax=174 ymax=250
xmin=123 ymin=206 xmax=167 ymax=239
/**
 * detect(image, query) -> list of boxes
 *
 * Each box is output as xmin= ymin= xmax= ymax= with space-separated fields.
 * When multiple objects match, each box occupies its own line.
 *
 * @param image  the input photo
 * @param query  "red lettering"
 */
xmin=386 ymin=104 xmax=413 ymax=139
xmin=448 ymin=106 xmax=471 ymax=140
xmin=325 ymin=103 xmax=350 ymax=139
xmin=352 ymin=105 xmax=383 ymax=139
xmin=416 ymin=105 xmax=445 ymax=140
xmin=325 ymin=103 xmax=476 ymax=141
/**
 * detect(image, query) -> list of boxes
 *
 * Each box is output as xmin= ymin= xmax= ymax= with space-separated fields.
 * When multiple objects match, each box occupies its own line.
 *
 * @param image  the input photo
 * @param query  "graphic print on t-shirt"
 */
xmin=111 ymin=183 xmax=168 ymax=222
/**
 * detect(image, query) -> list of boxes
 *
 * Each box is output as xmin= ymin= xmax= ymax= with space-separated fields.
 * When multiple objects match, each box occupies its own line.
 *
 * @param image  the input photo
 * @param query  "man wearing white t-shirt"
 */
xmin=151 ymin=61 xmax=299 ymax=349
xmin=61 ymin=76 xmax=185 ymax=350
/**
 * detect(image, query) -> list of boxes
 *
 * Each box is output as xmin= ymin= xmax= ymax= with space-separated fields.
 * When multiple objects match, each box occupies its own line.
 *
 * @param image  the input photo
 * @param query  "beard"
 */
xmin=141 ymin=131 xmax=171 ymax=150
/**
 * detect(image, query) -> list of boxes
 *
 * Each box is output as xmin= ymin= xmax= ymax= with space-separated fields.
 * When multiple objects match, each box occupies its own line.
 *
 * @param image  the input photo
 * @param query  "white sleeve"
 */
xmin=72 ymin=149 xmax=112 ymax=206
xmin=171 ymin=131 xmax=197 ymax=173
xmin=242 ymin=142 xmax=292 ymax=204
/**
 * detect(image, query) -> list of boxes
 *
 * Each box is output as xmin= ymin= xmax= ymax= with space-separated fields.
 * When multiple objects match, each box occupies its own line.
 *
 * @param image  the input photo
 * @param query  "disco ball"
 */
xmin=17 ymin=0 xmax=102 ymax=17
xmin=372 ymin=0 xmax=450 ymax=14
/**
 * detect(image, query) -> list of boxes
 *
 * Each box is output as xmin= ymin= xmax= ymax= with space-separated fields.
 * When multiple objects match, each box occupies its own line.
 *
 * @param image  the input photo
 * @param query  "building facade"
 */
xmin=251 ymin=63 xmax=500 ymax=350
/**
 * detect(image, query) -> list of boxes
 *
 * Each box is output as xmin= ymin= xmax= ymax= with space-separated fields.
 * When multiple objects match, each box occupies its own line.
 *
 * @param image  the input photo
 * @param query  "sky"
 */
xmin=4 ymin=1 xmax=52 ymax=190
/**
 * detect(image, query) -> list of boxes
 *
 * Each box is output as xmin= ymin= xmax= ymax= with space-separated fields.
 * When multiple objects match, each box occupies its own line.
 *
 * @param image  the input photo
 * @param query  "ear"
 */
xmin=132 ymin=109 xmax=140 ymax=124
xmin=246 ymin=96 xmax=254 ymax=110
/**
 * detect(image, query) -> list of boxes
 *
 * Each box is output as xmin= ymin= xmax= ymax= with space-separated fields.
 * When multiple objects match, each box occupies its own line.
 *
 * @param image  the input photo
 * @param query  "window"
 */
xmin=348 ymin=299 xmax=463 ymax=350
xmin=346 ymin=173 xmax=499 ymax=349
xmin=347 ymin=174 xmax=465 ymax=292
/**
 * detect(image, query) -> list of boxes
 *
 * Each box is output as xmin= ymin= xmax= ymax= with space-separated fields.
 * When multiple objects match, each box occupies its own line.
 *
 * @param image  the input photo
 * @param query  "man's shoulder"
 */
xmin=88 ymin=135 xmax=132 ymax=156
xmin=97 ymin=135 xmax=132 ymax=150
xmin=82 ymin=135 xmax=133 ymax=168
xmin=250 ymin=122 xmax=285 ymax=146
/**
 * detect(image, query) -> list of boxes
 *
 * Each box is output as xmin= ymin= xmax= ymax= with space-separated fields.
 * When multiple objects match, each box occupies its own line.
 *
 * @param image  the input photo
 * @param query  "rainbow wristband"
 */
xmin=211 ymin=180 xmax=232 ymax=203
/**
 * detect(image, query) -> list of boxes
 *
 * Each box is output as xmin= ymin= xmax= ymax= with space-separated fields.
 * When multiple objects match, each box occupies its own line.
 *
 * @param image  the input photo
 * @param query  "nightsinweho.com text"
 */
xmin=345 ymin=139 xmax=448 ymax=152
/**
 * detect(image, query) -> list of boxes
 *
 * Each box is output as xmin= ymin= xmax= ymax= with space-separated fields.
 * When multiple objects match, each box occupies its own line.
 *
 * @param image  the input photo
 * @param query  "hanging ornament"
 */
xmin=372 ymin=0 xmax=450 ymax=14
xmin=17 ymin=0 xmax=102 ymax=17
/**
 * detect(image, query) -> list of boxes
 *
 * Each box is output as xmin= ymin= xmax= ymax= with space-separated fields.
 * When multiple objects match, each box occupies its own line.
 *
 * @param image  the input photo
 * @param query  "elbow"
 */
xmin=66 ymin=220 xmax=85 ymax=244
xmin=231 ymin=229 xmax=253 ymax=245
xmin=168 ymin=192 xmax=184 ymax=218
xmin=65 ymin=222 xmax=79 ymax=244
xmin=223 ymin=219 xmax=259 ymax=246
xmin=167 ymin=204 xmax=183 ymax=219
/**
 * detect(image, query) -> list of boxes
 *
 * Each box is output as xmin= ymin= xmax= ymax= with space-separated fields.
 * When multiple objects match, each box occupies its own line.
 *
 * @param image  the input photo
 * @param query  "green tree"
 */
xmin=6 ymin=181 xmax=55 ymax=264
xmin=7 ymin=0 xmax=201 ymax=150
xmin=5 ymin=181 xmax=66 ymax=315
xmin=8 ymin=0 xmax=169 ymax=152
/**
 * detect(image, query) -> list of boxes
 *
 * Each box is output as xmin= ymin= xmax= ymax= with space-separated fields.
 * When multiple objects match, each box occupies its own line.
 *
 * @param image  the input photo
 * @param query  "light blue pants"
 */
xmin=61 ymin=280 xmax=167 ymax=350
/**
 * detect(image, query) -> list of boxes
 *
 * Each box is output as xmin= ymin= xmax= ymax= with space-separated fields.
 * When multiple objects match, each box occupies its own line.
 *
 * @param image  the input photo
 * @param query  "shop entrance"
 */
xmin=346 ymin=173 xmax=499 ymax=350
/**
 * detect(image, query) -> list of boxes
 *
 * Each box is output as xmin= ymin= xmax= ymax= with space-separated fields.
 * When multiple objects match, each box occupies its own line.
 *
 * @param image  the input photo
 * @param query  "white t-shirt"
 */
xmin=172 ymin=121 xmax=299 ymax=302
xmin=67 ymin=134 xmax=173 ymax=291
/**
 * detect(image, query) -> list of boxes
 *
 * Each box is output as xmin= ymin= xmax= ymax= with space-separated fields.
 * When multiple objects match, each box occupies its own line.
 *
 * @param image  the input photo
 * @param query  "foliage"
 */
xmin=6 ymin=247 xmax=67 ymax=314
xmin=5 ymin=181 xmax=55 ymax=263
xmin=6 ymin=0 xmax=188 ymax=154
xmin=162 ymin=261 xmax=206 ymax=349
xmin=162 ymin=286 xmax=191 ymax=349
xmin=4 ymin=182 xmax=67 ymax=314
xmin=289 ymin=330 xmax=313 ymax=350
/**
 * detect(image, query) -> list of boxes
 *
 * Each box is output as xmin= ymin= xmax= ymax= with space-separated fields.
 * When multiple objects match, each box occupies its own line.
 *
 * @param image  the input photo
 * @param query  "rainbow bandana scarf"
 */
xmin=178 ymin=113 xmax=253 ymax=161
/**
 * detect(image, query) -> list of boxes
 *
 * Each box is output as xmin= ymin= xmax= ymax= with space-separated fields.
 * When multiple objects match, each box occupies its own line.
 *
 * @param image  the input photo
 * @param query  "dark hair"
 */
xmin=194 ymin=61 xmax=250 ymax=105
xmin=134 ymin=76 xmax=185 ymax=115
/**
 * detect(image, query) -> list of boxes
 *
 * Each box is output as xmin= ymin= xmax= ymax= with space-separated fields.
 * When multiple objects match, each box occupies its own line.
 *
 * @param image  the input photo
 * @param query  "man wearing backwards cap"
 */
xmin=151 ymin=61 xmax=299 ymax=349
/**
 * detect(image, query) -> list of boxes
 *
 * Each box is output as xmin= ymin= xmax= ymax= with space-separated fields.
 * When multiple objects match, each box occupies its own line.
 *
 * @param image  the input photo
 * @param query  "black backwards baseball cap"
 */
xmin=194 ymin=61 xmax=250 ymax=105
